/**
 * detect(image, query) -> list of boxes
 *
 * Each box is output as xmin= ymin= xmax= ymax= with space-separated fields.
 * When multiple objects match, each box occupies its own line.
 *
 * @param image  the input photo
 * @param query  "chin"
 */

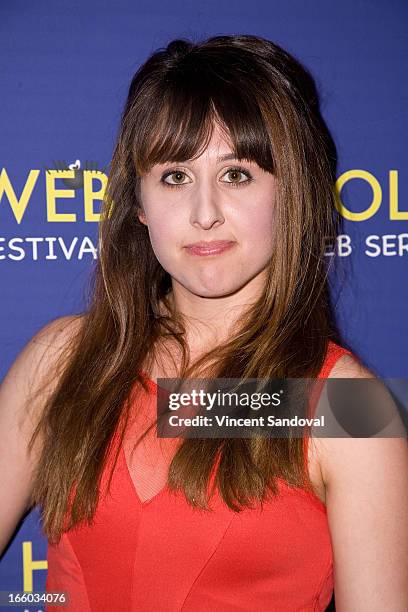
xmin=188 ymin=282 xmax=246 ymax=299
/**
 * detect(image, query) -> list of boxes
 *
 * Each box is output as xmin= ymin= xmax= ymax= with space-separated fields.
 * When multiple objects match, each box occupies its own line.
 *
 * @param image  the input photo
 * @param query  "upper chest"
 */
xmin=139 ymin=357 xmax=327 ymax=508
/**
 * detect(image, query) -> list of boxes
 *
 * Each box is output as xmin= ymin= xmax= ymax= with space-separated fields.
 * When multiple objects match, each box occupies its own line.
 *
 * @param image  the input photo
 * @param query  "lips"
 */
xmin=184 ymin=240 xmax=236 ymax=256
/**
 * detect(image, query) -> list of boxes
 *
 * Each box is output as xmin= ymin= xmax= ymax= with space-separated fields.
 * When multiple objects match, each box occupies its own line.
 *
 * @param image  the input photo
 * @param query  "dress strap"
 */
xmin=302 ymin=340 xmax=357 ymax=499
xmin=318 ymin=340 xmax=354 ymax=379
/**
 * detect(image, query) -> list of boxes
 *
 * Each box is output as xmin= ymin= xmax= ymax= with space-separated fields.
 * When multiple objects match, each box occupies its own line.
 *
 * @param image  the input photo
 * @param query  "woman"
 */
xmin=1 ymin=34 xmax=407 ymax=611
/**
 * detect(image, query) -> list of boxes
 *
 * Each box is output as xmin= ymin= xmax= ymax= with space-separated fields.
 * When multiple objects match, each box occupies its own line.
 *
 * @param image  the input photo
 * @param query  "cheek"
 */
xmin=243 ymin=203 xmax=276 ymax=251
xmin=143 ymin=215 xmax=181 ymax=270
xmin=146 ymin=230 xmax=171 ymax=271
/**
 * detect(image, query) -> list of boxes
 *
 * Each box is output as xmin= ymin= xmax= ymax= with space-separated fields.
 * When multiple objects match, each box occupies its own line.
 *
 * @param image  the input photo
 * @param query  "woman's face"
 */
xmin=138 ymin=123 xmax=277 ymax=301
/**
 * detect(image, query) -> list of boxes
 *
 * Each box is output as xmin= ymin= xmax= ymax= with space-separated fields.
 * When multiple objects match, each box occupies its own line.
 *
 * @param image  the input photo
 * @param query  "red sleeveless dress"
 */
xmin=45 ymin=341 xmax=353 ymax=611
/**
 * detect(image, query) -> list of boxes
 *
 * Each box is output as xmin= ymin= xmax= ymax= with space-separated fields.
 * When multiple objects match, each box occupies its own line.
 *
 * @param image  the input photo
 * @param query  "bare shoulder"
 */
xmin=327 ymin=351 xmax=374 ymax=379
xmin=28 ymin=314 xmax=84 ymax=353
xmin=315 ymin=352 xmax=406 ymax=485
xmin=0 ymin=315 xmax=86 ymax=547
xmin=29 ymin=314 xmax=85 ymax=396
xmin=310 ymin=353 xmax=408 ymax=608
xmin=0 ymin=313 xmax=86 ymax=469
xmin=1 ymin=314 xmax=85 ymax=423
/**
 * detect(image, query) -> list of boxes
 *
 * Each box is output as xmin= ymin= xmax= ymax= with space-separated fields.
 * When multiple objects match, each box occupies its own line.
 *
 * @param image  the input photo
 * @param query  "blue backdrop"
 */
xmin=1 ymin=1 xmax=407 ymax=607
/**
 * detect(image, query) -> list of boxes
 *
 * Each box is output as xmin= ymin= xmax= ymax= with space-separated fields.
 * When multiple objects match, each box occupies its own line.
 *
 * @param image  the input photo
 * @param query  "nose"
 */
xmin=189 ymin=181 xmax=225 ymax=230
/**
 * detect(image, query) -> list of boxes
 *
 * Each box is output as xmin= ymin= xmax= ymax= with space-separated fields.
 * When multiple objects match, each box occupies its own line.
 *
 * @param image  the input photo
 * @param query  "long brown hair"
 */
xmin=28 ymin=34 xmax=346 ymax=543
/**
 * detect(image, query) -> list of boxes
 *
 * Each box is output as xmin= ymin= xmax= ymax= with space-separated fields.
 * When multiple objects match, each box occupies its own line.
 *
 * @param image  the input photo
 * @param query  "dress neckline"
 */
xmin=128 ymin=369 xmax=329 ymax=513
xmin=119 ymin=442 xmax=170 ymax=508
xmin=134 ymin=343 xmax=352 ymax=512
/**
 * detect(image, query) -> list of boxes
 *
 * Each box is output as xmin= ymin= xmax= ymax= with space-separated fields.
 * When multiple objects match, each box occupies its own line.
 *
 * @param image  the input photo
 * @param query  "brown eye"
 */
xmin=222 ymin=167 xmax=253 ymax=187
xmin=160 ymin=166 xmax=253 ymax=189
xmin=161 ymin=170 xmax=189 ymax=188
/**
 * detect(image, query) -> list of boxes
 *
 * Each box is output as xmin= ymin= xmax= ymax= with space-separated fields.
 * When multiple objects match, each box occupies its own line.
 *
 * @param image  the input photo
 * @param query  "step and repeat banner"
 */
xmin=1 ymin=0 xmax=407 ymax=608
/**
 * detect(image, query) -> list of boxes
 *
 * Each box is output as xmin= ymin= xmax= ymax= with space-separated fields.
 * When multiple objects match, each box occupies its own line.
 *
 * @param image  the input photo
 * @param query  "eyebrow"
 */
xmin=217 ymin=153 xmax=238 ymax=162
xmin=155 ymin=152 xmax=241 ymax=169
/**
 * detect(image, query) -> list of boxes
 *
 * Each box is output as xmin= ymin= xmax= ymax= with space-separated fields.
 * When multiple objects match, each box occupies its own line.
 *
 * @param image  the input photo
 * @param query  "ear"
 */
xmin=137 ymin=207 xmax=147 ymax=225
